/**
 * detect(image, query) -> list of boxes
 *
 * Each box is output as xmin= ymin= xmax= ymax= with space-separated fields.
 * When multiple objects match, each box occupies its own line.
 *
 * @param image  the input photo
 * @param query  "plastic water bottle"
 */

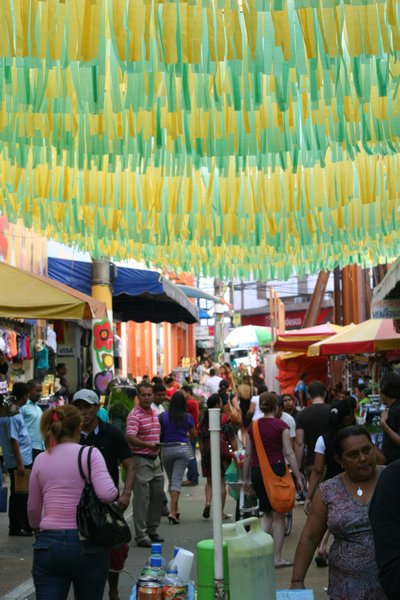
xmin=163 ymin=567 xmax=187 ymax=599
xmin=146 ymin=543 xmax=167 ymax=569
xmin=141 ymin=555 xmax=166 ymax=583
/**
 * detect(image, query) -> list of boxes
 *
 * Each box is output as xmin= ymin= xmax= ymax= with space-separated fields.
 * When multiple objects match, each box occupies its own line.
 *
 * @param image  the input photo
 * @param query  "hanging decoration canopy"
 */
xmin=0 ymin=0 xmax=399 ymax=278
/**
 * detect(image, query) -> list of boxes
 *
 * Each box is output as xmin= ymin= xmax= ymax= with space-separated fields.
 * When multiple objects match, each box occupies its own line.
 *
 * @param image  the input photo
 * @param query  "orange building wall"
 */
xmin=125 ymin=320 xmax=196 ymax=378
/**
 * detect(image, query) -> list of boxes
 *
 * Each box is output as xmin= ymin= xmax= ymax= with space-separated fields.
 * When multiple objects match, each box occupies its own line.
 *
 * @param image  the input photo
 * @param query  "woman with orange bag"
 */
xmin=243 ymin=392 xmax=304 ymax=568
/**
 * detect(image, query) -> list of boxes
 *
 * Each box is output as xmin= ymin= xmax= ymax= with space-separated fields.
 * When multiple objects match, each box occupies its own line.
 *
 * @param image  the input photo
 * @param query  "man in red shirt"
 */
xmin=181 ymin=385 xmax=200 ymax=486
xmin=126 ymin=382 xmax=164 ymax=547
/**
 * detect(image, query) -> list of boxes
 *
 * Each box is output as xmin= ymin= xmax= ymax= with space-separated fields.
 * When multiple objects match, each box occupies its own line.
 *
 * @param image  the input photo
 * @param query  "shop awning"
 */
xmin=274 ymin=323 xmax=345 ymax=353
xmin=308 ymin=320 xmax=400 ymax=356
xmin=373 ymin=258 xmax=400 ymax=302
xmin=0 ymin=262 xmax=106 ymax=320
xmin=47 ymin=258 xmax=198 ymax=325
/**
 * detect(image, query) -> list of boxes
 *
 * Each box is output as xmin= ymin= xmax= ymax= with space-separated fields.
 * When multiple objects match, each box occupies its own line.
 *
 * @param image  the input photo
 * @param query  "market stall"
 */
xmin=0 ymin=262 xmax=106 ymax=321
xmin=0 ymin=262 xmax=107 ymax=394
xmin=308 ymin=320 xmax=400 ymax=356
xmin=274 ymin=324 xmax=349 ymax=395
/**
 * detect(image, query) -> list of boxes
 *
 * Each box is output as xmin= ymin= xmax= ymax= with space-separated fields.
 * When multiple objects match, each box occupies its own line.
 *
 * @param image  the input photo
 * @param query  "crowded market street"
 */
xmin=0 ymin=1 xmax=400 ymax=599
xmin=0 ymin=473 xmax=329 ymax=600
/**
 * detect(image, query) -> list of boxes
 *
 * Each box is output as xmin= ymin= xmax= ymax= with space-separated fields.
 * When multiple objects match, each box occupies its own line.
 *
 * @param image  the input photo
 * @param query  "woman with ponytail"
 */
xmin=28 ymin=405 xmax=118 ymax=600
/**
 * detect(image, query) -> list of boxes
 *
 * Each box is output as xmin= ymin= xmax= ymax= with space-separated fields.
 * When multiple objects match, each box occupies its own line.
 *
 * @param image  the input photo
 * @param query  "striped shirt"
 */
xmin=126 ymin=404 xmax=160 ymax=456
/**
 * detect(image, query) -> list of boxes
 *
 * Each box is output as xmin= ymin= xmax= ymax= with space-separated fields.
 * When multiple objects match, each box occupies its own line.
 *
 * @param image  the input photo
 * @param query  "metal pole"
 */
xmin=214 ymin=279 xmax=225 ymax=364
xmin=209 ymin=408 xmax=228 ymax=599
xmin=91 ymin=258 xmax=114 ymax=396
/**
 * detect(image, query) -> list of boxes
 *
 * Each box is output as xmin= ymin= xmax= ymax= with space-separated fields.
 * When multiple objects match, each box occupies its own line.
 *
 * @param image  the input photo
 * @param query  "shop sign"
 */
xmin=372 ymin=299 xmax=400 ymax=319
xmin=243 ymin=307 xmax=333 ymax=330
xmin=57 ymin=345 xmax=75 ymax=357
xmin=196 ymin=326 xmax=210 ymax=338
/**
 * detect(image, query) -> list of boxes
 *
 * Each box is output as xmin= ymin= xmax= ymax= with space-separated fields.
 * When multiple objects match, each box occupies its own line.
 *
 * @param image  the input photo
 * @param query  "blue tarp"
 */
xmin=47 ymin=258 xmax=198 ymax=324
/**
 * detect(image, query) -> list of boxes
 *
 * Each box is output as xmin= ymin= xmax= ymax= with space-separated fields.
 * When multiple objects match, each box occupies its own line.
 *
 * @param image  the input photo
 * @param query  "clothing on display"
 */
xmin=0 ymin=327 xmax=32 ymax=362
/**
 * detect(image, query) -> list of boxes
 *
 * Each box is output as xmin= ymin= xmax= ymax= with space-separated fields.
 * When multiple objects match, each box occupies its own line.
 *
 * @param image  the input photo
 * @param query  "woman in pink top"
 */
xmin=28 ymin=405 xmax=117 ymax=600
xmin=244 ymin=392 xmax=303 ymax=569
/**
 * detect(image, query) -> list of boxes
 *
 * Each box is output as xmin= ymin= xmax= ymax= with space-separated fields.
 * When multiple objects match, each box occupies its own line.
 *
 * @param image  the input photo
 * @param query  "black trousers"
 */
xmin=8 ymin=466 xmax=32 ymax=533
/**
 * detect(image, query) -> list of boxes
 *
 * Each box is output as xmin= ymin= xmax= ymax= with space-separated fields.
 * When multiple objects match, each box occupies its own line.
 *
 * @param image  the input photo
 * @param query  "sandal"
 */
xmin=275 ymin=560 xmax=293 ymax=569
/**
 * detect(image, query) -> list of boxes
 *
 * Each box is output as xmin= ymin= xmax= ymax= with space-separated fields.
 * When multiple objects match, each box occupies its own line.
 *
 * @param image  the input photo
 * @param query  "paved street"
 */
xmin=0 ymin=473 xmax=328 ymax=600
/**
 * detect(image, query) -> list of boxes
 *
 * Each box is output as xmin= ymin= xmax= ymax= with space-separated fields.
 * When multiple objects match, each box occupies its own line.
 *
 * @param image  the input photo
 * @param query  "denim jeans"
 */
xmin=186 ymin=439 xmax=199 ymax=483
xmin=32 ymin=530 xmax=109 ymax=600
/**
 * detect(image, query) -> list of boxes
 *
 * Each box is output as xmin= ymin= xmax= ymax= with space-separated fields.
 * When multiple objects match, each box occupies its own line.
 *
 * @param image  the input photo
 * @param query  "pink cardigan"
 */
xmin=28 ymin=443 xmax=118 ymax=530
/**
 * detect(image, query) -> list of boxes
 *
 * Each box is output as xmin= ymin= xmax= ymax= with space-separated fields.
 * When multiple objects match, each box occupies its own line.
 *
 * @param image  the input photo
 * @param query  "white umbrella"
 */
xmin=224 ymin=325 xmax=273 ymax=348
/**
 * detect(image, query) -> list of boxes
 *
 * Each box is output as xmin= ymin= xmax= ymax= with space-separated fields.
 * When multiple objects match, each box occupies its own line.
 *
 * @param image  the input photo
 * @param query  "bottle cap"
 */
xmin=173 ymin=546 xmax=181 ymax=557
xmin=151 ymin=543 xmax=162 ymax=554
xmin=150 ymin=556 xmax=163 ymax=568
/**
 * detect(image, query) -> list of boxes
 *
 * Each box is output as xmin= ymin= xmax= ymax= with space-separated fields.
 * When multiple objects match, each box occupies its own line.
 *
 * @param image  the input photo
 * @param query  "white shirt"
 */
xmin=250 ymin=395 xmax=263 ymax=421
xmin=280 ymin=411 xmax=296 ymax=438
xmin=204 ymin=375 xmax=223 ymax=395
xmin=314 ymin=435 xmax=326 ymax=454
xmin=151 ymin=403 xmax=165 ymax=416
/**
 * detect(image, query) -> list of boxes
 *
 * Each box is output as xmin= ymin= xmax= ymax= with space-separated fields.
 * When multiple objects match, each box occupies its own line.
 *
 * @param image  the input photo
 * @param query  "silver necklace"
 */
xmin=346 ymin=474 xmax=363 ymax=497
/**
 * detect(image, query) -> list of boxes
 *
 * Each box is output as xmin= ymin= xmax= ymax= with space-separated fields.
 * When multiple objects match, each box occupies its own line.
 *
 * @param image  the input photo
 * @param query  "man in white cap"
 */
xmin=73 ymin=389 xmax=135 ymax=600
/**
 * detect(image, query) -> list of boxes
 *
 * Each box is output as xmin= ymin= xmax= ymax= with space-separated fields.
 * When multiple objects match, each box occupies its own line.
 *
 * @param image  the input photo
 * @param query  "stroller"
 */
xmin=225 ymin=449 xmax=259 ymax=521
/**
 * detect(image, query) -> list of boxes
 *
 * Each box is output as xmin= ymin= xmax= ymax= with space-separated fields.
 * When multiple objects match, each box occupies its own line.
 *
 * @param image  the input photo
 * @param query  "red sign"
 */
xmin=242 ymin=307 xmax=333 ymax=330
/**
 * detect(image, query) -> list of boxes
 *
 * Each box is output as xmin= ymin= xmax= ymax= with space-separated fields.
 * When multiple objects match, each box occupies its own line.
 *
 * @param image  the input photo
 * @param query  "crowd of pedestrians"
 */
xmin=0 ymin=357 xmax=400 ymax=600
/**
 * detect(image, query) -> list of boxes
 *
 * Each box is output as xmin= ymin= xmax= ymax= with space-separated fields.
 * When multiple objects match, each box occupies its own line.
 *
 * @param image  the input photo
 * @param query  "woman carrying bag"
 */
xmin=28 ymin=405 xmax=118 ymax=600
xmin=244 ymin=392 xmax=304 ymax=568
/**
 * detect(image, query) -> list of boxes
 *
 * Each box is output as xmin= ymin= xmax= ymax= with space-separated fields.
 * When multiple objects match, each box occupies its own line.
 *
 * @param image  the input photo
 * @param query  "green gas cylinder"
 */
xmin=196 ymin=539 xmax=229 ymax=600
xmin=222 ymin=517 xmax=275 ymax=600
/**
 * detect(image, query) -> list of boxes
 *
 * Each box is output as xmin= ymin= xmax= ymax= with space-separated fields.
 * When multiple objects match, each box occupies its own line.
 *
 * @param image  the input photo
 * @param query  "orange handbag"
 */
xmin=252 ymin=420 xmax=295 ymax=514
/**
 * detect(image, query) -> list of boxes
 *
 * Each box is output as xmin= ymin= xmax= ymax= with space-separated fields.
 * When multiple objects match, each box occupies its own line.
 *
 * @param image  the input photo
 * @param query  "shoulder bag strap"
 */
xmin=78 ymin=446 xmax=86 ymax=481
xmin=252 ymin=420 xmax=274 ymax=479
xmin=86 ymin=446 xmax=93 ymax=484
xmin=78 ymin=445 xmax=93 ymax=484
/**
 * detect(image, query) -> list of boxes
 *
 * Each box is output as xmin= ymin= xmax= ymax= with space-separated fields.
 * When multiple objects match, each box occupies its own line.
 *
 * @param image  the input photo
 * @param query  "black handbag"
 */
xmin=77 ymin=446 xmax=132 ymax=547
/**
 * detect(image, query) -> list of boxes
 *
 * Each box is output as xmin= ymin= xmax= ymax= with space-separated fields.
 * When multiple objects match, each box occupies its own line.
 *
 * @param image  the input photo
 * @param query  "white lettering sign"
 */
xmin=57 ymin=345 xmax=75 ymax=357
